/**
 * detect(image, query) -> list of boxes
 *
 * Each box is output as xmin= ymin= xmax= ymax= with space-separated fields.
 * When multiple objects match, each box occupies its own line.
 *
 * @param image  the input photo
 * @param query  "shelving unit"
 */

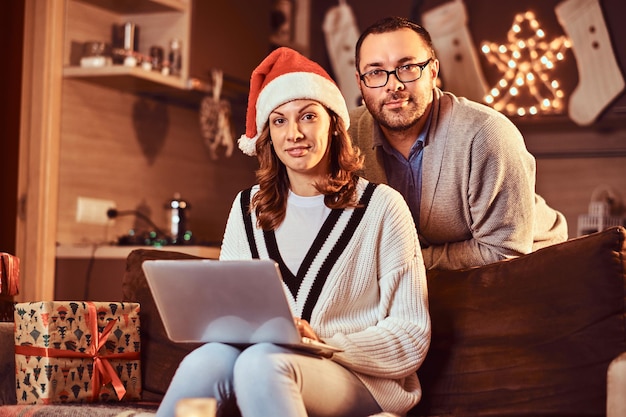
xmin=73 ymin=0 xmax=188 ymax=14
xmin=63 ymin=64 xmax=211 ymax=107
xmin=63 ymin=0 xmax=209 ymax=104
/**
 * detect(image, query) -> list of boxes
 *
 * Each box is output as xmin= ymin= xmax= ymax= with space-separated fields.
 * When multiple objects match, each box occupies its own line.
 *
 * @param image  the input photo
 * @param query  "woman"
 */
xmin=156 ymin=47 xmax=430 ymax=417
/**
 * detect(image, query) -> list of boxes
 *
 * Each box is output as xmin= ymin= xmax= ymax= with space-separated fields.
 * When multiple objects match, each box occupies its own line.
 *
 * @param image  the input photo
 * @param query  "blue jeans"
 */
xmin=156 ymin=342 xmax=382 ymax=417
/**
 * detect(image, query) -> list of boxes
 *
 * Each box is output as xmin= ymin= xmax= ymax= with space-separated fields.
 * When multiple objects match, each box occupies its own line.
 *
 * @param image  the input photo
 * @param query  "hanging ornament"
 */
xmin=480 ymin=11 xmax=571 ymax=117
xmin=199 ymin=69 xmax=234 ymax=160
xmin=555 ymin=0 xmax=625 ymax=126
xmin=323 ymin=0 xmax=362 ymax=109
xmin=422 ymin=0 xmax=489 ymax=102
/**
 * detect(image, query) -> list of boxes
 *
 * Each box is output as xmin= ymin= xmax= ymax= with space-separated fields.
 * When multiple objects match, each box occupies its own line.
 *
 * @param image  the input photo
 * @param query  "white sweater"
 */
xmin=220 ymin=178 xmax=431 ymax=415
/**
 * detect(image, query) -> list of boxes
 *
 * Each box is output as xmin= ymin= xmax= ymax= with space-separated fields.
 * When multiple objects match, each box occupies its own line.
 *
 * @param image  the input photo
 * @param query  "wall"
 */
xmin=189 ymin=0 xmax=274 ymax=84
xmin=0 ymin=0 xmax=24 ymax=254
xmin=536 ymin=156 xmax=626 ymax=238
xmin=522 ymin=118 xmax=626 ymax=238
xmin=56 ymin=0 xmax=626 ymax=248
xmin=56 ymin=80 xmax=256 ymax=246
xmin=55 ymin=0 xmax=268 ymax=247
xmin=308 ymin=0 xmax=626 ymax=238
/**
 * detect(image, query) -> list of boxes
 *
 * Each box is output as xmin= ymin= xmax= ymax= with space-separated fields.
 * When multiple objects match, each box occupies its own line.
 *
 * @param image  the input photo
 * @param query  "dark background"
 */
xmin=0 ymin=1 xmax=24 ymax=254
xmin=2 ymin=0 xmax=625 ymax=254
xmin=309 ymin=0 xmax=626 ymax=123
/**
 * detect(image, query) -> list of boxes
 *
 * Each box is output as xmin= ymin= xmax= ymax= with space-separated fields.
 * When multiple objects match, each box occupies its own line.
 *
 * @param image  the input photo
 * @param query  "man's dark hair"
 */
xmin=354 ymin=16 xmax=436 ymax=72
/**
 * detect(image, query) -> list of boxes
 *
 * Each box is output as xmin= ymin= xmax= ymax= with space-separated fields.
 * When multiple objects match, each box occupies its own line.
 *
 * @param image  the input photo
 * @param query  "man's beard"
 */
xmin=363 ymin=91 xmax=426 ymax=132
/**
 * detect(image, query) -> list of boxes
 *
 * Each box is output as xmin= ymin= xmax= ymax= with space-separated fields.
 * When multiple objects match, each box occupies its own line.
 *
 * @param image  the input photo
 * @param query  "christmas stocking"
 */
xmin=555 ymin=0 xmax=625 ymax=125
xmin=323 ymin=0 xmax=362 ymax=109
xmin=422 ymin=0 xmax=488 ymax=102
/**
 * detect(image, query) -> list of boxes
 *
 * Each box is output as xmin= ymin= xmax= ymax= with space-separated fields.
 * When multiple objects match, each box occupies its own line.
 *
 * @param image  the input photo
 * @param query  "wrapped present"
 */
xmin=14 ymin=301 xmax=141 ymax=404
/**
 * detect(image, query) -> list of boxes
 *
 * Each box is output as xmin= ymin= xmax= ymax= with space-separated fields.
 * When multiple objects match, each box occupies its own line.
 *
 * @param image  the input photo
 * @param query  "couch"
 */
xmin=0 ymin=226 xmax=624 ymax=417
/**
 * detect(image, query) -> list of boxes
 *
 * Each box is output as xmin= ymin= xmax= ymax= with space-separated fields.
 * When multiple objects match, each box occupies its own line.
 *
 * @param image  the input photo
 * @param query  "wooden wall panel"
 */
xmin=0 ymin=0 xmax=24 ymax=254
xmin=189 ymin=0 xmax=274 ymax=85
xmin=308 ymin=0 xmax=626 ymax=240
xmin=536 ymin=157 xmax=626 ymax=238
xmin=53 ymin=0 xmax=626 ymax=252
xmin=56 ymin=80 xmax=256 ymax=246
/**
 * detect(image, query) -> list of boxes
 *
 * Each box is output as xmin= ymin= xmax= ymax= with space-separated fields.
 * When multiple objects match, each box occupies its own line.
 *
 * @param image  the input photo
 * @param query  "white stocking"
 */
xmin=422 ymin=0 xmax=488 ymax=102
xmin=555 ymin=0 xmax=625 ymax=125
xmin=323 ymin=0 xmax=362 ymax=109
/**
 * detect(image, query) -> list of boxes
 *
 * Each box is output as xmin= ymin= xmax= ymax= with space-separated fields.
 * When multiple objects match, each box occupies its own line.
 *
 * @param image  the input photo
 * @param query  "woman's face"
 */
xmin=268 ymin=99 xmax=332 ymax=191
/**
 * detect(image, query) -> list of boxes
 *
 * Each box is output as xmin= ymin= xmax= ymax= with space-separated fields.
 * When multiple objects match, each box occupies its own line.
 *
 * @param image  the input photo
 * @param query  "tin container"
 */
xmin=166 ymin=193 xmax=190 ymax=244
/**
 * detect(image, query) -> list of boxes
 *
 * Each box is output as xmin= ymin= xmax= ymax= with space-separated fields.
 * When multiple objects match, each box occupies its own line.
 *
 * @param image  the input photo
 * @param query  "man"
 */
xmin=349 ymin=16 xmax=567 ymax=270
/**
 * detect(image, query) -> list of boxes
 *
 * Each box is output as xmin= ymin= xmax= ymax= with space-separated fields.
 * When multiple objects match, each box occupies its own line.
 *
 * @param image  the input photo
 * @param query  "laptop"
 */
xmin=141 ymin=258 xmax=343 ymax=356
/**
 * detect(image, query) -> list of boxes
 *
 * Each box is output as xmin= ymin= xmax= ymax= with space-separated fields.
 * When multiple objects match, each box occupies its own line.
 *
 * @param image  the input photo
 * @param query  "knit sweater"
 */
xmin=349 ymin=88 xmax=568 ymax=270
xmin=220 ymin=178 xmax=431 ymax=415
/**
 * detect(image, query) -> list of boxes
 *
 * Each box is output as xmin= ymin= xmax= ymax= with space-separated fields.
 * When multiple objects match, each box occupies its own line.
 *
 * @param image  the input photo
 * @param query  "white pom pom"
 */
xmin=238 ymin=134 xmax=258 ymax=156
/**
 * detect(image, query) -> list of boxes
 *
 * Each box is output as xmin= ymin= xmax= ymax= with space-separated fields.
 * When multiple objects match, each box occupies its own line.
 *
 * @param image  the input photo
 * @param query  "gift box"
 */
xmin=14 ymin=301 xmax=141 ymax=404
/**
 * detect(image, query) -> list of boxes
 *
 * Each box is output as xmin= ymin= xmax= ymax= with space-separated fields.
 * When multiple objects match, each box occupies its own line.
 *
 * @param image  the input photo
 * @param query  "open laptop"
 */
xmin=141 ymin=258 xmax=343 ymax=356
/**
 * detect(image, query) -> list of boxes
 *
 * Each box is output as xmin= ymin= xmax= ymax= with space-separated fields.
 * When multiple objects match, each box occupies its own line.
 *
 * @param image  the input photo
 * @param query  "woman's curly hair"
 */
xmin=251 ymin=109 xmax=364 ymax=231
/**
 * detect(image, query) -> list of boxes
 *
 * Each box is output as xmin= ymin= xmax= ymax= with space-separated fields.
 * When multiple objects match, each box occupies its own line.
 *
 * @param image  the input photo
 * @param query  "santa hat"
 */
xmin=238 ymin=47 xmax=350 ymax=156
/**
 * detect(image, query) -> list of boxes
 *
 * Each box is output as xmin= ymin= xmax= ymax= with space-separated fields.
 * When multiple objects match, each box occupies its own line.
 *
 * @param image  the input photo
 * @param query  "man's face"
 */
xmin=356 ymin=28 xmax=439 ymax=132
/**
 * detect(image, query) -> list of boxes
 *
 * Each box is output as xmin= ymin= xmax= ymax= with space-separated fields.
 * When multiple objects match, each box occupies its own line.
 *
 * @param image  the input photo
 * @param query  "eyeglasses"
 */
xmin=359 ymin=58 xmax=433 ymax=88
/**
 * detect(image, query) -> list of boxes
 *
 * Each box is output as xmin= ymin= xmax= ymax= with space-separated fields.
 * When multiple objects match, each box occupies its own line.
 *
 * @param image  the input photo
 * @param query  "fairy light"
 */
xmin=481 ymin=11 xmax=571 ymax=117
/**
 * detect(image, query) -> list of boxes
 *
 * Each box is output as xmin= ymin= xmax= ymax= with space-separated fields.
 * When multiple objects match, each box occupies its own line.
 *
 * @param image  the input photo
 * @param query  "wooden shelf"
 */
xmin=64 ymin=0 xmax=203 ymax=107
xmin=73 ymin=0 xmax=188 ymax=14
xmin=513 ymin=111 xmax=626 ymax=133
xmin=63 ymin=65 xmax=211 ymax=107
xmin=56 ymin=244 xmax=220 ymax=259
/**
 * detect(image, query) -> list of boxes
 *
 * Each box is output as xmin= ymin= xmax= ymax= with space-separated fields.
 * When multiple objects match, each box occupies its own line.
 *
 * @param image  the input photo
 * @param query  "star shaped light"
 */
xmin=481 ymin=11 xmax=571 ymax=117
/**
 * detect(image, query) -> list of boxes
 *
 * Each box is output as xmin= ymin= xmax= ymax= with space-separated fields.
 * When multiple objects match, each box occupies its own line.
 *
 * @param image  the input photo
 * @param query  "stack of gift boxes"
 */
xmin=13 ymin=301 xmax=141 ymax=404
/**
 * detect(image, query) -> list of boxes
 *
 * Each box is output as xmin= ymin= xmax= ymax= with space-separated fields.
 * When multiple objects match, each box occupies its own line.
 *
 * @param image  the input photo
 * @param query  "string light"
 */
xmin=481 ymin=11 xmax=571 ymax=117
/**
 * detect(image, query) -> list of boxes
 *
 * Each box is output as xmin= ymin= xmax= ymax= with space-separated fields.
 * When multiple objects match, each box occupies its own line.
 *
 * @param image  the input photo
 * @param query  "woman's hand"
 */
xmin=294 ymin=317 xmax=320 ymax=342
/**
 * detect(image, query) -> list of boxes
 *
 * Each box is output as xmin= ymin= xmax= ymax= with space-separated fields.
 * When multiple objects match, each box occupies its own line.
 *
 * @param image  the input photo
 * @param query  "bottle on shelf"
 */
xmin=111 ymin=21 xmax=139 ymax=65
xmin=168 ymin=38 xmax=182 ymax=76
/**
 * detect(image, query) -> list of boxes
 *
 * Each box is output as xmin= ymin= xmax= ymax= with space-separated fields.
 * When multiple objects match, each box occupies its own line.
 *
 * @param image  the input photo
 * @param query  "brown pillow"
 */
xmin=412 ymin=226 xmax=626 ymax=417
xmin=122 ymin=249 xmax=212 ymax=402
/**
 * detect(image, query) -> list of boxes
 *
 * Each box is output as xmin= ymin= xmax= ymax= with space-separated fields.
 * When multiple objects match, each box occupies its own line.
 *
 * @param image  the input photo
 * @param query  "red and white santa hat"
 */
xmin=238 ymin=47 xmax=350 ymax=156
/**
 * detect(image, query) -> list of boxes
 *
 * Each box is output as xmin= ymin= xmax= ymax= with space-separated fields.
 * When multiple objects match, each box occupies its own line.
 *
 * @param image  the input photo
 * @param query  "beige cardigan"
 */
xmin=349 ymin=88 xmax=568 ymax=270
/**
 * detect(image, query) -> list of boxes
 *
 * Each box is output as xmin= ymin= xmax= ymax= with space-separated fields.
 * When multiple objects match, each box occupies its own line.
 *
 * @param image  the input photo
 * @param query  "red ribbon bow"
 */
xmin=15 ymin=302 xmax=140 ymax=401
xmin=1 ymin=252 xmax=20 ymax=295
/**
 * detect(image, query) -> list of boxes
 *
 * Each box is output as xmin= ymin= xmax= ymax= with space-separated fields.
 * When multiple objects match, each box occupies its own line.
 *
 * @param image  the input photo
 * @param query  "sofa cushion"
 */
xmin=122 ymin=249 xmax=209 ymax=402
xmin=411 ymin=226 xmax=626 ymax=417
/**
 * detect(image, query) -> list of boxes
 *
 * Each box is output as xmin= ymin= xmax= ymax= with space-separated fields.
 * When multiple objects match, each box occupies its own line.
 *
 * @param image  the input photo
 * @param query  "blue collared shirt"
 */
xmin=374 ymin=111 xmax=432 ymax=231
